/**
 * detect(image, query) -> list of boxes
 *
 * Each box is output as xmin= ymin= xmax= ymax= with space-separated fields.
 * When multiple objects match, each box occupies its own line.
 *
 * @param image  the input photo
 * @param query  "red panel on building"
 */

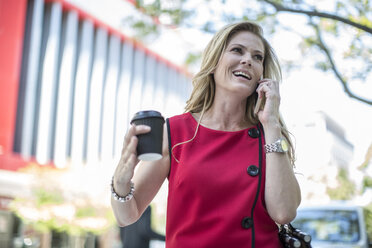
xmin=0 ymin=0 xmax=28 ymax=169
xmin=0 ymin=0 xmax=27 ymax=153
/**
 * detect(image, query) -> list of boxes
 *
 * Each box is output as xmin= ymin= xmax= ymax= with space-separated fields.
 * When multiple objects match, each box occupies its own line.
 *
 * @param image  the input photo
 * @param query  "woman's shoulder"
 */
xmin=168 ymin=112 xmax=193 ymax=123
xmin=167 ymin=112 xmax=196 ymax=134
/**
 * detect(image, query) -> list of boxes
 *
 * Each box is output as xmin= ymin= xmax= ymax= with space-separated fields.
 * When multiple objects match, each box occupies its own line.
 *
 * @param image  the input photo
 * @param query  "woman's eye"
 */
xmin=254 ymin=54 xmax=264 ymax=61
xmin=232 ymin=47 xmax=242 ymax=53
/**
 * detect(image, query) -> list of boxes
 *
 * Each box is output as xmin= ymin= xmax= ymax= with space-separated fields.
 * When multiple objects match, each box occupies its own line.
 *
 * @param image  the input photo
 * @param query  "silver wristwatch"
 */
xmin=264 ymin=137 xmax=289 ymax=153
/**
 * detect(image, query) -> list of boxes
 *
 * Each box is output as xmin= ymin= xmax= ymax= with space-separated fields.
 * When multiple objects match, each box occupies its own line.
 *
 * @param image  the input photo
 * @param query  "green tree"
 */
xmin=326 ymin=167 xmax=356 ymax=200
xmin=129 ymin=0 xmax=372 ymax=105
xmin=359 ymin=143 xmax=372 ymax=240
xmin=326 ymin=143 xmax=372 ymax=240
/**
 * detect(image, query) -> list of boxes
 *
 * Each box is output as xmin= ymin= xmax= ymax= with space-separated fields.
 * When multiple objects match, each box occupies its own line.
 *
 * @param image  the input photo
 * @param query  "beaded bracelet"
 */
xmin=111 ymin=176 xmax=135 ymax=202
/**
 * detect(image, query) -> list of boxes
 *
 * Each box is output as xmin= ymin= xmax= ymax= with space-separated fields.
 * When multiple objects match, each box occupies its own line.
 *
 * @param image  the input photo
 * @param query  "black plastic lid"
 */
xmin=130 ymin=110 xmax=164 ymax=123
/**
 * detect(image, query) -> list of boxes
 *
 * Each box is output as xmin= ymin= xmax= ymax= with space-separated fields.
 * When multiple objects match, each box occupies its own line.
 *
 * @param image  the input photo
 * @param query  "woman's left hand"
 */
xmin=256 ymin=78 xmax=281 ymax=125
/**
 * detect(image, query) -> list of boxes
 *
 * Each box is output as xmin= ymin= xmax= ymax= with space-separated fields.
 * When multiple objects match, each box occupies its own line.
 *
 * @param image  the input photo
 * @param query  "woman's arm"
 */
xmin=263 ymin=123 xmax=301 ymax=225
xmin=256 ymin=78 xmax=301 ymax=224
xmin=111 ymin=124 xmax=170 ymax=226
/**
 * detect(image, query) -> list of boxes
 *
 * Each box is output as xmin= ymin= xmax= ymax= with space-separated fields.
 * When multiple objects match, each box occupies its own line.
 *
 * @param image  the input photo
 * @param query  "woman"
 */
xmin=111 ymin=21 xmax=301 ymax=247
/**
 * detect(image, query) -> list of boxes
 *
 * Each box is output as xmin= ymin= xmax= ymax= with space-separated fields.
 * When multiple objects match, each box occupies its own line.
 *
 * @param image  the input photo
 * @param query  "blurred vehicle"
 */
xmin=292 ymin=202 xmax=371 ymax=248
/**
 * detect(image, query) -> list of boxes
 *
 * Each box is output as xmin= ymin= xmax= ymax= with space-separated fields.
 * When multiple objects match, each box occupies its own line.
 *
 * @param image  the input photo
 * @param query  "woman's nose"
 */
xmin=241 ymin=54 xmax=252 ymax=66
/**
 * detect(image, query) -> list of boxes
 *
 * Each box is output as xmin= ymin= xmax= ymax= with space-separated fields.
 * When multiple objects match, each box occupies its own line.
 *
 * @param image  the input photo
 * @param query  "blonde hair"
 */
xmin=174 ymin=21 xmax=295 ymax=165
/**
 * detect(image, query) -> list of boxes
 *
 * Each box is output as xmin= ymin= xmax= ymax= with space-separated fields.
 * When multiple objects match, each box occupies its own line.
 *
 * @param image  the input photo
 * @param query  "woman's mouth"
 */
xmin=233 ymin=71 xmax=252 ymax=80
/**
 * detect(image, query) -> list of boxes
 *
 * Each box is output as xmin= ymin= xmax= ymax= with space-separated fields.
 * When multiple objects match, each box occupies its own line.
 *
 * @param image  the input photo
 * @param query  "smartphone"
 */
xmin=254 ymin=76 xmax=265 ymax=116
xmin=254 ymin=94 xmax=265 ymax=116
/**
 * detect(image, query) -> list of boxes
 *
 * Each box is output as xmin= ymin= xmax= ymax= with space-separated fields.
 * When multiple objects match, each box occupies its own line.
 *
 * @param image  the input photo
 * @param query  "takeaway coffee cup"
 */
xmin=130 ymin=110 xmax=165 ymax=161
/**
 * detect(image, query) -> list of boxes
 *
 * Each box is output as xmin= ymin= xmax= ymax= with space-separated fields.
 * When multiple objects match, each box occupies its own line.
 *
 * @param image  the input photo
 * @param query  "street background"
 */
xmin=0 ymin=0 xmax=371 ymax=247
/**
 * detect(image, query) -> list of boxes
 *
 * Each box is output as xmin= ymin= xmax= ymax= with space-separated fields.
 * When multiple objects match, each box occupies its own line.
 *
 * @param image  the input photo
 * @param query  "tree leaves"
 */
xmin=326 ymin=168 xmax=356 ymax=201
xmin=127 ymin=0 xmax=372 ymax=104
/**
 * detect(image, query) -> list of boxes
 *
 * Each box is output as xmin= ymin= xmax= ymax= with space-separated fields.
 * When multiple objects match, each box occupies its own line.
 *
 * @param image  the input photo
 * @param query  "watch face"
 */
xmin=280 ymin=139 xmax=289 ymax=152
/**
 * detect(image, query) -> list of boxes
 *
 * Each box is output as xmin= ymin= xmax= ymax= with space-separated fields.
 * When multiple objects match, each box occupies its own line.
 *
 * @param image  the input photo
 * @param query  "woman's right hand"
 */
xmin=113 ymin=124 xmax=151 ymax=195
xmin=111 ymin=122 xmax=169 ymax=226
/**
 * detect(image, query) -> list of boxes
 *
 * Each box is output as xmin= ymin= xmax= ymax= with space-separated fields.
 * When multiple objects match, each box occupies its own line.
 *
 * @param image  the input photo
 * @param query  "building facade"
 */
xmin=0 ymin=0 xmax=191 ymax=247
xmin=292 ymin=111 xmax=354 ymax=204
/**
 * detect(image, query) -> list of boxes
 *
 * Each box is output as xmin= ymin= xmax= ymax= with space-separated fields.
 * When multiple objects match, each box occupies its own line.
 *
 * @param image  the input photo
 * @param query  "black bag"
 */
xmin=278 ymin=223 xmax=312 ymax=248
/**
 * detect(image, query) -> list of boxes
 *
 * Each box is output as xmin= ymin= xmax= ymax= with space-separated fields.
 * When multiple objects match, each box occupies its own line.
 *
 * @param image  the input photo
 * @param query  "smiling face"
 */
xmin=213 ymin=31 xmax=265 ymax=98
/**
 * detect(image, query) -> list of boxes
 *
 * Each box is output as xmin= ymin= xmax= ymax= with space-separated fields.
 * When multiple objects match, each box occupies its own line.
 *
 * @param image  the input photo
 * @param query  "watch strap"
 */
xmin=264 ymin=137 xmax=287 ymax=153
xmin=265 ymin=141 xmax=280 ymax=153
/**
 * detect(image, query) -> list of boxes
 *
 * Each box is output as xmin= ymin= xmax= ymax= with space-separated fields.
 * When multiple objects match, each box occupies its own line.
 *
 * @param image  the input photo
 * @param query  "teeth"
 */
xmin=233 ymin=71 xmax=251 ymax=79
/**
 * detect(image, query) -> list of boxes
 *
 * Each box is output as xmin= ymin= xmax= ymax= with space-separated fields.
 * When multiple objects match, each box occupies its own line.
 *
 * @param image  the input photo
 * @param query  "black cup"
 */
xmin=130 ymin=110 xmax=165 ymax=161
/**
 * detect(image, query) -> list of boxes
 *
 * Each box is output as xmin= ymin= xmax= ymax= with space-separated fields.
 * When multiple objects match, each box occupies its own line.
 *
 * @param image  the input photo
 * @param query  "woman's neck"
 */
xmin=193 ymin=100 xmax=253 ymax=131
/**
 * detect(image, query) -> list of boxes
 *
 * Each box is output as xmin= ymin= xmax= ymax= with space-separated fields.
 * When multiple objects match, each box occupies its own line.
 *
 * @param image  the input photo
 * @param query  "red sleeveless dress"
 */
xmin=166 ymin=113 xmax=281 ymax=247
